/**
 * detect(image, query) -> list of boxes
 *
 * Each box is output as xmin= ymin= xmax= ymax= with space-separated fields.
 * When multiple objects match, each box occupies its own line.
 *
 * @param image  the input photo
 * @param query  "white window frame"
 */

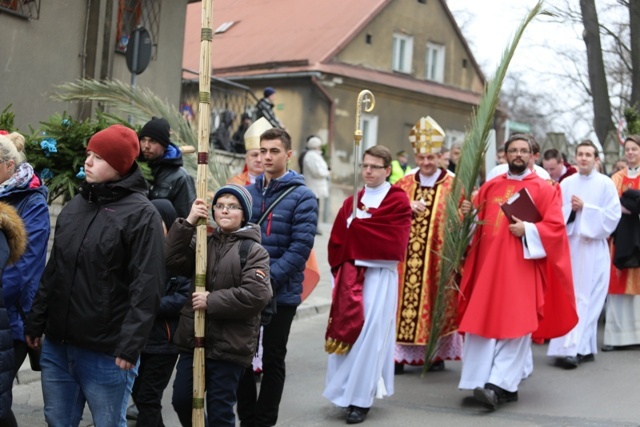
xmin=392 ymin=33 xmax=413 ymax=73
xmin=425 ymin=42 xmax=445 ymax=83
xmin=361 ymin=114 xmax=379 ymax=151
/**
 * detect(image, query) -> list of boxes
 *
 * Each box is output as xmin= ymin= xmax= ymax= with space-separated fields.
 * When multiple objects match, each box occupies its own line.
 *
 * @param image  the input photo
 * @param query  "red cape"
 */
xmin=458 ymin=173 xmax=577 ymax=340
xmin=325 ymin=186 xmax=411 ymax=351
xmin=328 ymin=186 xmax=412 ymax=269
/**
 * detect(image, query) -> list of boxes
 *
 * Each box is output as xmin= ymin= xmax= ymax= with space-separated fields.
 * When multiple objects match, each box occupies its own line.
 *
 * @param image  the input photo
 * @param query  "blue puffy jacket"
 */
xmin=247 ymin=170 xmax=317 ymax=306
xmin=0 ymin=174 xmax=50 ymax=342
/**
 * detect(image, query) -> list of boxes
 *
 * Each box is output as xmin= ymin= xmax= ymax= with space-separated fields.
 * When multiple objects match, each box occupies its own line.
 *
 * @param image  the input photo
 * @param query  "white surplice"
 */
xmin=323 ymin=182 xmax=399 ymax=408
xmin=547 ymin=170 xmax=621 ymax=357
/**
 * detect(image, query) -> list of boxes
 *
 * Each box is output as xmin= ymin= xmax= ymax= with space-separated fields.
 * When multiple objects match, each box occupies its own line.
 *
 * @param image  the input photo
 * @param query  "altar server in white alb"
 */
xmin=547 ymin=140 xmax=621 ymax=369
xmin=323 ymin=145 xmax=411 ymax=424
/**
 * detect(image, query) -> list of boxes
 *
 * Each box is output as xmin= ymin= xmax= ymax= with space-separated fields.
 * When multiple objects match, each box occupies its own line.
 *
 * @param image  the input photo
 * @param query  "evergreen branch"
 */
xmin=422 ymin=0 xmax=547 ymax=374
xmin=51 ymin=79 xmax=232 ymax=189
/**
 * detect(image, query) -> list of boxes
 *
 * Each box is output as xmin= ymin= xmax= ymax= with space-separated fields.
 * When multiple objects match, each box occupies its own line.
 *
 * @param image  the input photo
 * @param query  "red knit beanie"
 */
xmin=87 ymin=125 xmax=140 ymax=177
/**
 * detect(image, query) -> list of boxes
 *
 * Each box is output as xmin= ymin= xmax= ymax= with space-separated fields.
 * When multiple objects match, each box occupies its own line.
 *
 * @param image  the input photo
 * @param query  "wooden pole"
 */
xmin=193 ymin=1 xmax=213 ymax=425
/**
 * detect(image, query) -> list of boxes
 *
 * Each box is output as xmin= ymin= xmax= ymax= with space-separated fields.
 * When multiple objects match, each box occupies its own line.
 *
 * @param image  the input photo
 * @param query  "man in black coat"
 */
xmin=138 ymin=117 xmax=197 ymax=218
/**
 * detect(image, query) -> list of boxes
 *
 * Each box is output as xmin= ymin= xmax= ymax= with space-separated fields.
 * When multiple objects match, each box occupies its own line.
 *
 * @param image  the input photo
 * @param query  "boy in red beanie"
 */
xmin=26 ymin=124 xmax=166 ymax=426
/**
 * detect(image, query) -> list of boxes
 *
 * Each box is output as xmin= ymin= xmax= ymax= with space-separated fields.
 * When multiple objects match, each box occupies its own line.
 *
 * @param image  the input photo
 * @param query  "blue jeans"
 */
xmin=172 ymin=353 xmax=244 ymax=427
xmin=40 ymin=339 xmax=138 ymax=427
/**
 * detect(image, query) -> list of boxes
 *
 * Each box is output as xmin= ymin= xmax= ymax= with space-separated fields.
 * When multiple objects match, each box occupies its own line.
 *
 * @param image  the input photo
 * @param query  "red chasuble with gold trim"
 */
xmin=394 ymin=169 xmax=458 ymax=346
xmin=458 ymin=173 xmax=577 ymax=340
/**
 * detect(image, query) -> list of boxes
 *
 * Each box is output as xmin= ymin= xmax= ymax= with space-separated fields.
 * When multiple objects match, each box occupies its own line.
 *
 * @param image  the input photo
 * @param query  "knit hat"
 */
xmin=307 ymin=136 xmax=322 ymax=150
xmin=151 ymin=199 xmax=178 ymax=232
xmin=212 ymin=184 xmax=253 ymax=227
xmin=263 ymin=87 xmax=276 ymax=98
xmin=139 ymin=117 xmax=171 ymax=148
xmin=87 ymin=125 xmax=140 ymax=177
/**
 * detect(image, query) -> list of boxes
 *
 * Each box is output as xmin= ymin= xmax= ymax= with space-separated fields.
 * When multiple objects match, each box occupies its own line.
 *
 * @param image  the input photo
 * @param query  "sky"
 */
xmin=445 ymin=0 xmax=624 ymax=146
xmin=446 ymin=0 xmax=587 ymax=138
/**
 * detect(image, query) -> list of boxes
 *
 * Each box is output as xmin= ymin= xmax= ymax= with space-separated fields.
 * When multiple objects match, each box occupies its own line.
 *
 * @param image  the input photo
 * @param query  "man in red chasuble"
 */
xmin=323 ymin=145 xmax=411 ymax=424
xmin=457 ymin=133 xmax=577 ymax=410
xmin=394 ymin=116 xmax=462 ymax=373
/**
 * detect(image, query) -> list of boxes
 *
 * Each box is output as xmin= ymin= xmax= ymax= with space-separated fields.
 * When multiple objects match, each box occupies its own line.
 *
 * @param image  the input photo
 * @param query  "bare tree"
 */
xmin=629 ymin=0 xmax=640 ymax=107
xmin=580 ymin=0 xmax=614 ymax=145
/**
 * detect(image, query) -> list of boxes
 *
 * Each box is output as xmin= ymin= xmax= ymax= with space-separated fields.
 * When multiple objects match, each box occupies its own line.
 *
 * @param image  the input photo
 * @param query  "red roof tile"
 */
xmin=183 ymin=0 xmax=391 ymax=73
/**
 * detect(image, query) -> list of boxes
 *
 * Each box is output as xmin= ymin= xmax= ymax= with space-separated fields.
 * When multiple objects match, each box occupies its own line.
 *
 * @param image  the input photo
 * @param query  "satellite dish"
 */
xmin=125 ymin=27 xmax=152 ymax=75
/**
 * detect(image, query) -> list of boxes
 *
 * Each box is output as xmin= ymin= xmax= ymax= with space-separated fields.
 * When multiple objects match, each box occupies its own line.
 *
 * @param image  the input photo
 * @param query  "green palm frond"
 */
xmin=423 ymin=0 xmax=548 ymax=373
xmin=51 ymin=79 xmax=232 ymax=189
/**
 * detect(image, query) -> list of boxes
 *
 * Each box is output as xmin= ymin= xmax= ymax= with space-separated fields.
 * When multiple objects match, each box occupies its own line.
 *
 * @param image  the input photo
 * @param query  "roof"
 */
xmin=183 ymin=0 xmax=484 ymax=103
xmin=183 ymin=0 xmax=390 ymax=73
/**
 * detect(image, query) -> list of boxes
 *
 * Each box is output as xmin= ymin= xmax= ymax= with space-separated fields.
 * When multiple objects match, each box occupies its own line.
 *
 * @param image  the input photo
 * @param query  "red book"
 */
xmin=500 ymin=187 xmax=542 ymax=224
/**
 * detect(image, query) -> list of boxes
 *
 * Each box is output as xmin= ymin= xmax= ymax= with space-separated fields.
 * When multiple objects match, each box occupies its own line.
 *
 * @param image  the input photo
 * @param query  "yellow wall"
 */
xmin=335 ymin=0 xmax=483 ymax=93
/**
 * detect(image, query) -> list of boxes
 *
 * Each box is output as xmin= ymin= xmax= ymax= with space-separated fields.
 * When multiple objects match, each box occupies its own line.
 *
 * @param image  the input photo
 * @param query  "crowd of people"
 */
xmin=321 ymin=116 xmax=638 ymax=424
xmin=0 ymin=103 xmax=638 ymax=427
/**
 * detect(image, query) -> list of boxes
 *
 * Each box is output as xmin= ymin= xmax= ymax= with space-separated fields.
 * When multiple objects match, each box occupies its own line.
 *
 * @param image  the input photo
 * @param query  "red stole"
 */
xmin=325 ymin=186 xmax=411 ymax=354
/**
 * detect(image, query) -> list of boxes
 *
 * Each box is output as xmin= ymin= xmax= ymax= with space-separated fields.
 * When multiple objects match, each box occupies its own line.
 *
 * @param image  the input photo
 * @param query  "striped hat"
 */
xmin=212 ymin=184 xmax=253 ymax=227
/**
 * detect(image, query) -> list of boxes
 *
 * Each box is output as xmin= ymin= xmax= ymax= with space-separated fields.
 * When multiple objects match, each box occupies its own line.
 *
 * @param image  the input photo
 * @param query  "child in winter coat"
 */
xmin=166 ymin=184 xmax=271 ymax=427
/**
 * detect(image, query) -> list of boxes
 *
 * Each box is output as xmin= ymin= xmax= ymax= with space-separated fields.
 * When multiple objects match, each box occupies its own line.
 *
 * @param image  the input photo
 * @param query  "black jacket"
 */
xmin=167 ymin=220 xmax=271 ymax=367
xmin=27 ymin=166 xmax=166 ymax=364
xmin=255 ymin=97 xmax=280 ymax=128
xmin=613 ymin=189 xmax=640 ymax=269
xmin=147 ymin=144 xmax=197 ymax=219
xmin=143 ymin=270 xmax=190 ymax=354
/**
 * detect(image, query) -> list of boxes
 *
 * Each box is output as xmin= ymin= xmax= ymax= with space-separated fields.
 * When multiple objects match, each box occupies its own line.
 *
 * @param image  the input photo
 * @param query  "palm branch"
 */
xmin=423 ymin=0 xmax=550 ymax=373
xmin=51 ymin=78 xmax=232 ymax=190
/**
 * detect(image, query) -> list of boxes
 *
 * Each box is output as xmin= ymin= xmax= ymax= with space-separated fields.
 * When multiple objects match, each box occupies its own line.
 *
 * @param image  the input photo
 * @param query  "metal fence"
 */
xmin=181 ymin=71 xmax=259 ymax=152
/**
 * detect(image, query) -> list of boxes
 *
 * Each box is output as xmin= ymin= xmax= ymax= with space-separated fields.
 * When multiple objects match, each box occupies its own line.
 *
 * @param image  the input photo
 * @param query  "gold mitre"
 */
xmin=244 ymin=117 xmax=273 ymax=151
xmin=409 ymin=116 xmax=446 ymax=154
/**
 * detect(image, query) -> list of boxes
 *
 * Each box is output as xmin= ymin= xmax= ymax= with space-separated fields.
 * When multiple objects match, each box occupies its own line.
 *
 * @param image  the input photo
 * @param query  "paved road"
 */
xmin=11 ymin=222 xmax=640 ymax=426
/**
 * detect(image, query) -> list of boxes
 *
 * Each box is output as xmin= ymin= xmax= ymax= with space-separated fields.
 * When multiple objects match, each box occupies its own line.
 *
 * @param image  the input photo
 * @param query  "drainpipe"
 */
xmin=310 ymin=76 xmax=334 ymax=224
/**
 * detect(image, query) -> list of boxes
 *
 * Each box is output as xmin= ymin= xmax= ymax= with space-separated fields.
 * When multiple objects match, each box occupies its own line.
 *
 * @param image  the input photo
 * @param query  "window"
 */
xmin=0 ymin=0 xmax=40 ymax=19
xmin=361 ymin=114 xmax=379 ymax=150
xmin=392 ymin=33 xmax=413 ymax=73
xmin=215 ymin=21 xmax=236 ymax=34
xmin=116 ymin=0 xmax=161 ymax=58
xmin=425 ymin=42 xmax=445 ymax=83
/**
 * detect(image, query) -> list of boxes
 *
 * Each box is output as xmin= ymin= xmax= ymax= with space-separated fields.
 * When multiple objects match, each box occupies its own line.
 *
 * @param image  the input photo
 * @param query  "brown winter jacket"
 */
xmin=166 ymin=219 xmax=271 ymax=367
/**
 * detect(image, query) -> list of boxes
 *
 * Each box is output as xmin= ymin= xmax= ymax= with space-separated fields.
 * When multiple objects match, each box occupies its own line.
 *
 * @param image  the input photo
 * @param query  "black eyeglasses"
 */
xmin=359 ymin=163 xmax=386 ymax=170
xmin=506 ymin=148 xmax=531 ymax=155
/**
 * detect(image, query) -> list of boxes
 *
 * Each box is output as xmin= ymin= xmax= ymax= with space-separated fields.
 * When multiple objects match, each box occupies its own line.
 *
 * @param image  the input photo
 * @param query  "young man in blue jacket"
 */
xmin=237 ymin=127 xmax=318 ymax=427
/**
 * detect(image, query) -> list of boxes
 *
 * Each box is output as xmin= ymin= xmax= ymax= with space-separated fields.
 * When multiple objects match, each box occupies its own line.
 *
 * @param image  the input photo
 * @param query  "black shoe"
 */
xmin=577 ymin=353 xmax=595 ymax=363
xmin=394 ymin=363 xmax=405 ymax=375
xmin=601 ymin=345 xmax=616 ymax=352
xmin=346 ymin=406 xmax=369 ymax=424
xmin=473 ymin=386 xmax=498 ymax=410
xmin=561 ymin=356 xmax=579 ymax=369
xmin=484 ymin=383 xmax=518 ymax=404
xmin=427 ymin=360 xmax=445 ymax=372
